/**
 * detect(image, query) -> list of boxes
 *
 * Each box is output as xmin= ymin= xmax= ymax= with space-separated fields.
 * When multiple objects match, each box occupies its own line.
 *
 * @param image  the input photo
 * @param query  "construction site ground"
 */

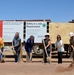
xmin=0 ymin=50 xmax=74 ymax=75
xmin=0 ymin=59 xmax=74 ymax=75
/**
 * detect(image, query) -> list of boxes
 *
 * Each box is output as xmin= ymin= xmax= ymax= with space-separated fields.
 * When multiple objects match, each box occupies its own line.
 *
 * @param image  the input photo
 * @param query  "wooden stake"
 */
xmin=20 ymin=43 xmax=23 ymax=62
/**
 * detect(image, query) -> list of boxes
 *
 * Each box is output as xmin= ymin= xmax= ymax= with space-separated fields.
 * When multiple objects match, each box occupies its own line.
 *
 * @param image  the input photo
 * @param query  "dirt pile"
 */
xmin=55 ymin=64 xmax=74 ymax=73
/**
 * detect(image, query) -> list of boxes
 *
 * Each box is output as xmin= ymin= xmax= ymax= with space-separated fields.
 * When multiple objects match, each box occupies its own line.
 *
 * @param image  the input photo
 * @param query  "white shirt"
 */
xmin=55 ymin=40 xmax=64 ymax=52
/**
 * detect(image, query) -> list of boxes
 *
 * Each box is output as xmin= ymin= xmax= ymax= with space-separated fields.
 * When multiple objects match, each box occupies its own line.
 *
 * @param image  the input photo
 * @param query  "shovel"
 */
xmin=43 ymin=39 xmax=51 ymax=63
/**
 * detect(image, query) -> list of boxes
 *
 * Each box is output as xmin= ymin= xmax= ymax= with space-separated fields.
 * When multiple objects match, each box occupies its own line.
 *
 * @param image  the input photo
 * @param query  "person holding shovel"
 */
xmin=42 ymin=33 xmax=51 ymax=63
xmin=25 ymin=35 xmax=34 ymax=62
xmin=0 ymin=37 xmax=5 ymax=63
xmin=69 ymin=32 xmax=74 ymax=67
xmin=55 ymin=35 xmax=64 ymax=64
xmin=12 ymin=32 xmax=21 ymax=62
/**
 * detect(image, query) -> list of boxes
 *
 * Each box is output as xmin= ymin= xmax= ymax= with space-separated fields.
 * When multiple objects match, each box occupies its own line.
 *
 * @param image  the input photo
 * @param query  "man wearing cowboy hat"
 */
xmin=42 ymin=33 xmax=51 ymax=63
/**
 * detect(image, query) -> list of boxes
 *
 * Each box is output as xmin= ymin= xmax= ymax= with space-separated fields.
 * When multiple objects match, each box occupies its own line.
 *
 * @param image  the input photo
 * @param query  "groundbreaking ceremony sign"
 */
xmin=26 ymin=22 xmax=47 ymax=43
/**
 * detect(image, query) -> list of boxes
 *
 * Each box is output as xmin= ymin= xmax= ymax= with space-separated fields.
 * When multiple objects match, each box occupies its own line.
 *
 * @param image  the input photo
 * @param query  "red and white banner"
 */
xmin=0 ymin=21 xmax=24 ymax=42
xmin=0 ymin=21 xmax=3 ymax=37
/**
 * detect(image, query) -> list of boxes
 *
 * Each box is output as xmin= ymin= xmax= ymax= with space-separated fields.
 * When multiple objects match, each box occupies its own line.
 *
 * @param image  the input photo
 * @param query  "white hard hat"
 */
xmin=69 ymin=32 xmax=74 ymax=37
xmin=45 ymin=33 xmax=50 ymax=37
xmin=73 ymin=34 xmax=74 ymax=36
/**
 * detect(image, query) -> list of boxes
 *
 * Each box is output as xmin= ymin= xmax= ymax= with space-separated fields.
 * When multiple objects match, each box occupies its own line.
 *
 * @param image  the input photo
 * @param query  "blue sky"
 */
xmin=0 ymin=0 xmax=74 ymax=22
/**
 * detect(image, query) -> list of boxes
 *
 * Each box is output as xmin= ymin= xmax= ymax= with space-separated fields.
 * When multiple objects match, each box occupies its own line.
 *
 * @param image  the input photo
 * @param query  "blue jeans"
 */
xmin=14 ymin=50 xmax=20 ymax=62
xmin=0 ymin=47 xmax=4 ymax=61
xmin=0 ymin=53 xmax=2 ymax=60
xmin=47 ymin=50 xmax=50 ymax=56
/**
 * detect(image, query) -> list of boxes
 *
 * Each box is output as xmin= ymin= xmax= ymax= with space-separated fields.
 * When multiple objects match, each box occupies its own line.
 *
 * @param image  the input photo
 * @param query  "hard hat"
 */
xmin=45 ymin=33 xmax=50 ymax=37
xmin=69 ymin=32 xmax=74 ymax=37
xmin=73 ymin=34 xmax=74 ymax=36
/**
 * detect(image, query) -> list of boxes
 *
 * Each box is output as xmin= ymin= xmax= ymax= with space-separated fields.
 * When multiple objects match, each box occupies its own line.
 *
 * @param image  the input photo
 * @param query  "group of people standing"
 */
xmin=24 ymin=33 xmax=65 ymax=64
xmin=0 ymin=32 xmax=74 ymax=65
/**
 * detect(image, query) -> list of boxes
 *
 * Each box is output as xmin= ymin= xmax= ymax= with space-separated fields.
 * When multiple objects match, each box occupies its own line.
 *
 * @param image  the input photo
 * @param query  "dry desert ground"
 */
xmin=0 ymin=59 xmax=74 ymax=75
